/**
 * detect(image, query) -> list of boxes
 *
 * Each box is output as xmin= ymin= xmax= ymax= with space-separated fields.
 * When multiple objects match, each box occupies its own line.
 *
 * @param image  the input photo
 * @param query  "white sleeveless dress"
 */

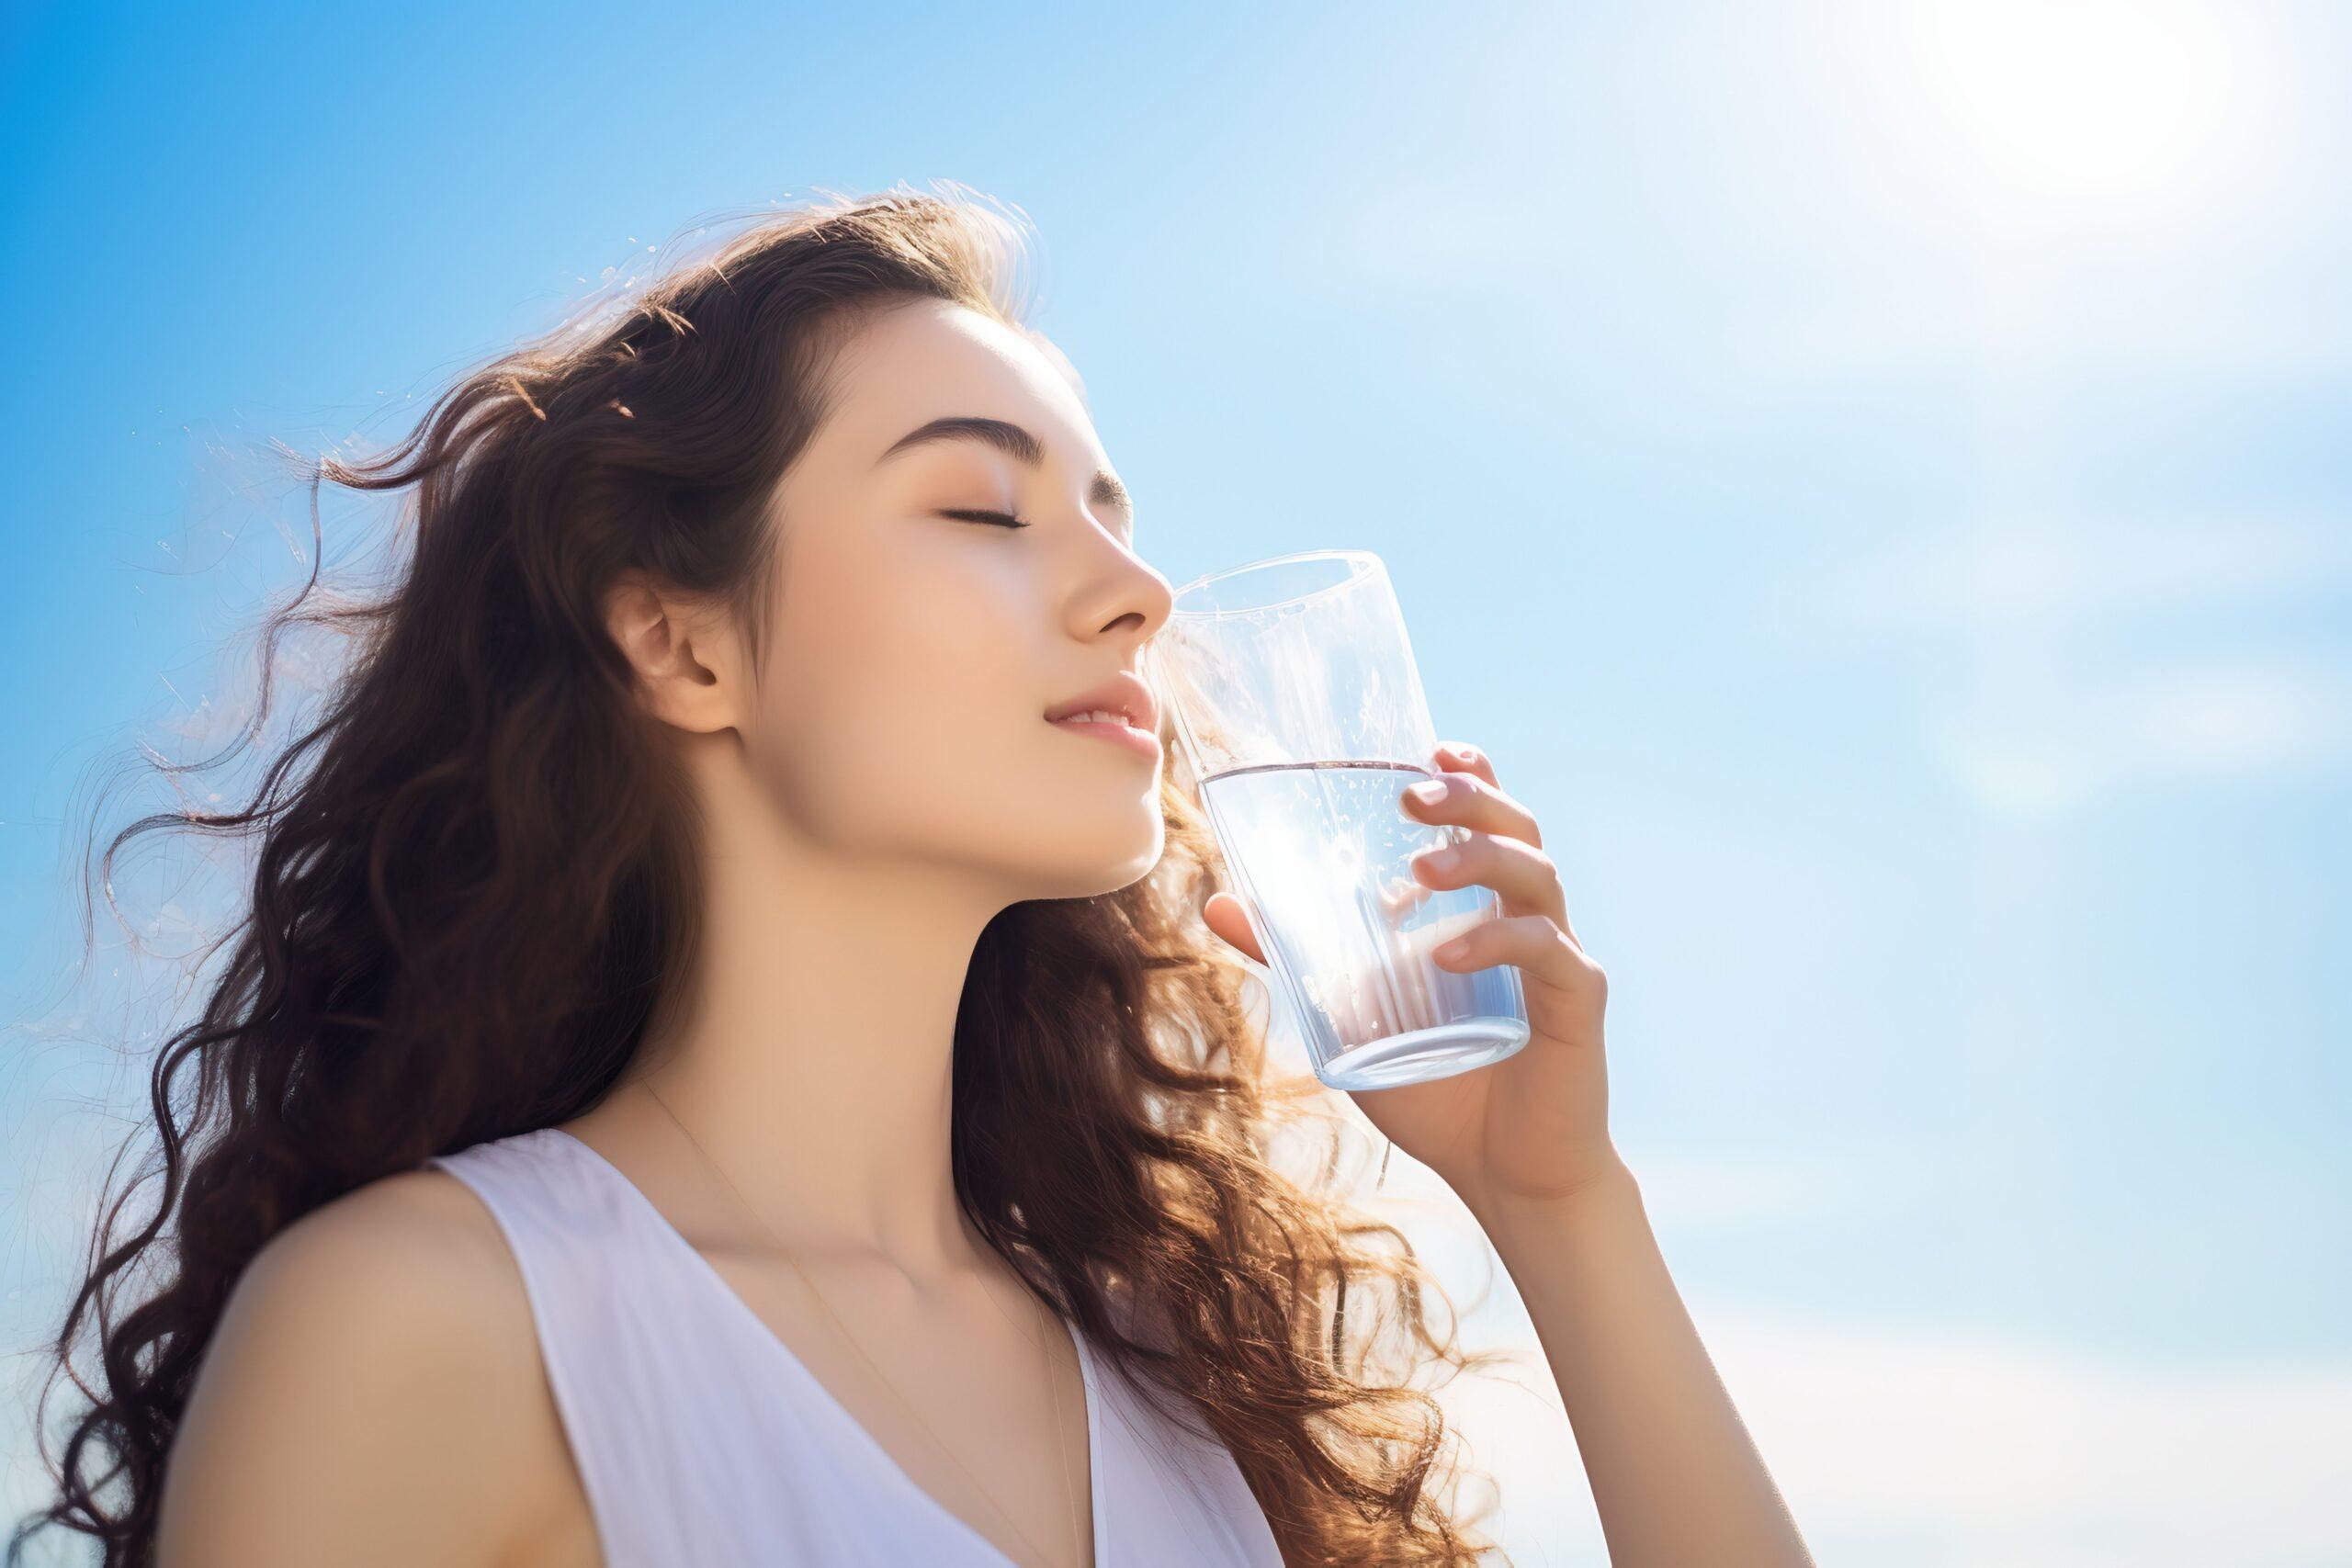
xmin=425 ymin=1126 xmax=1285 ymax=1567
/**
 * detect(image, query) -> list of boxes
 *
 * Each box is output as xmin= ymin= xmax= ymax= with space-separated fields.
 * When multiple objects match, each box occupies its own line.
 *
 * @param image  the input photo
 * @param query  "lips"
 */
xmin=1043 ymin=669 xmax=1161 ymax=732
xmin=1047 ymin=711 xmax=1163 ymax=761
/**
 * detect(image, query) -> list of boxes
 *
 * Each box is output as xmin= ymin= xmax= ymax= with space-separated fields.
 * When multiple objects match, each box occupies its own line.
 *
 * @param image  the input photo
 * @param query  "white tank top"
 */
xmin=425 ymin=1126 xmax=1285 ymax=1567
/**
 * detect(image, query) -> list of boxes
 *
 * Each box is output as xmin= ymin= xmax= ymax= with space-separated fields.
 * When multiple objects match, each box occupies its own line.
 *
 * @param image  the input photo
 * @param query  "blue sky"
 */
xmin=3 ymin=1 xmax=2346 ymax=1562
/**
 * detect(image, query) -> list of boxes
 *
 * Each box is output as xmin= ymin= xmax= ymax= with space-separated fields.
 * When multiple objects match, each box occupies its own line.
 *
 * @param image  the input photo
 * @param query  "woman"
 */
xmin=8 ymin=186 xmax=1812 ymax=1566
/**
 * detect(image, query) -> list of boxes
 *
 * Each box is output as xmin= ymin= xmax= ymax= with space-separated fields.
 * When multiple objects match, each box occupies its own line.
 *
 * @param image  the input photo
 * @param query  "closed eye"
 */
xmin=938 ymin=509 xmax=1030 ymax=530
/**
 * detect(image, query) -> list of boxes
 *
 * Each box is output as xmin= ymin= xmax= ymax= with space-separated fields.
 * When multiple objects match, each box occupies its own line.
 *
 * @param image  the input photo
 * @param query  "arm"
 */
xmin=1462 ymin=1156 xmax=1815 ymax=1568
xmin=1204 ymin=738 xmax=1817 ymax=1563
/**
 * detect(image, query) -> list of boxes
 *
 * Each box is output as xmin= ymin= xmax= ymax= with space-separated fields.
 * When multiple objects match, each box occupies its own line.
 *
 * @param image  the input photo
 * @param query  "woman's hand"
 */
xmin=1210 ymin=756 xmax=1818 ymax=1563
xmin=1200 ymin=740 xmax=1622 ymax=1216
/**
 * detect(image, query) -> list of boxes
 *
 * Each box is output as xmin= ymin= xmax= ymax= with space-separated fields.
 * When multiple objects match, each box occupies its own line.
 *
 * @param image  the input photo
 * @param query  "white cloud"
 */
xmin=1928 ymin=658 xmax=2352 ymax=816
xmin=2118 ymin=663 xmax=2352 ymax=775
xmin=1765 ymin=513 xmax=2352 ymax=815
xmin=1705 ymin=1306 xmax=2352 ymax=1567
xmin=1616 ymin=1151 xmax=1851 ymax=1228
xmin=1322 ymin=1146 xmax=2352 ymax=1565
xmin=1401 ymin=1261 xmax=2352 ymax=1565
xmin=1791 ymin=513 xmax=2352 ymax=637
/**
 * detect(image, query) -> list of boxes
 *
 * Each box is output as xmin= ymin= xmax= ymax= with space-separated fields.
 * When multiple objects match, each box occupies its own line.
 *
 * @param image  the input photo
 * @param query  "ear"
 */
xmin=602 ymin=570 xmax=744 ymax=735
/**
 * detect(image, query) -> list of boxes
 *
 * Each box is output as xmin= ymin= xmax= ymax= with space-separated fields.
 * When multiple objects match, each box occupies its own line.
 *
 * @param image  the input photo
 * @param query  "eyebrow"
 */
xmin=875 ymin=415 xmax=1135 ymax=525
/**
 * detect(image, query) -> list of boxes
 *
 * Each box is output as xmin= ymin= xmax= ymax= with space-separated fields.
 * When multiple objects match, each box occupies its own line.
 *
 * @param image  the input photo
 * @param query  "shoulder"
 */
xmin=159 ymin=1159 xmax=582 ymax=1567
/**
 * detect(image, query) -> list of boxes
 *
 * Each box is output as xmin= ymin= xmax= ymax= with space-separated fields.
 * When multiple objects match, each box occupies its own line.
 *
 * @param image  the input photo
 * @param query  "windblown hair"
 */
xmin=9 ymin=184 xmax=1510 ymax=1566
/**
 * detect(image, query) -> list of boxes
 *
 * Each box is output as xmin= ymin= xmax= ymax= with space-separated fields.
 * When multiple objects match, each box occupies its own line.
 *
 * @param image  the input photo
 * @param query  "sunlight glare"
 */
xmin=1894 ymin=0 xmax=2269 ymax=212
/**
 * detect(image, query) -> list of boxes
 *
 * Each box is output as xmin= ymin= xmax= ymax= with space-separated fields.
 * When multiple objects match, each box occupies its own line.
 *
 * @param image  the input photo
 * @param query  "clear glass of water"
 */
xmin=1143 ymin=548 xmax=1531 ymax=1091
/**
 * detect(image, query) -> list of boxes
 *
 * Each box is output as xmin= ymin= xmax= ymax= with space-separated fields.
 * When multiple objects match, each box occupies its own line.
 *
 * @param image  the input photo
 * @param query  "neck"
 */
xmin=616 ymin=743 xmax=1015 ymax=1282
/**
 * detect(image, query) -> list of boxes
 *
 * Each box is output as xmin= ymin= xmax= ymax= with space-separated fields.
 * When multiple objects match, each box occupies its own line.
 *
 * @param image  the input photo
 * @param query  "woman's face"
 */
xmin=748 ymin=296 xmax=1177 ymax=902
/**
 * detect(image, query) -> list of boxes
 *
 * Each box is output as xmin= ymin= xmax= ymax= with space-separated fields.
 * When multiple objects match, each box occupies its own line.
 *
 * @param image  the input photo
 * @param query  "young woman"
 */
xmin=9 ymin=187 xmax=1812 ymax=1567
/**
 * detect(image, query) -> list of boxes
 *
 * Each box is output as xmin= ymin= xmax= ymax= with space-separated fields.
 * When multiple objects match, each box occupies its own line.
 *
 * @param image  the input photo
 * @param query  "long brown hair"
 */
xmin=7 ymin=183 xmax=1510 ymax=1566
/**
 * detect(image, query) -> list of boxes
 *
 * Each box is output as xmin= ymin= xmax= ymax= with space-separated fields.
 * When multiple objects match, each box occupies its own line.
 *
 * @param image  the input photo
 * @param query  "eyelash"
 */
xmin=937 ymin=508 xmax=1140 ymax=553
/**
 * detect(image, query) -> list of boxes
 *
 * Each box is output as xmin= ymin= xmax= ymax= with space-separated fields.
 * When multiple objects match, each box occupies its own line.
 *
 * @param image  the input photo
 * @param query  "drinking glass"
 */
xmin=1143 ymin=548 xmax=1530 ymax=1091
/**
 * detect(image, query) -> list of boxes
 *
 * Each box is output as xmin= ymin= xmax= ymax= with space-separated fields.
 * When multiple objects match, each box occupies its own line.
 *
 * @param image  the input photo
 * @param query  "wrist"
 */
xmin=1456 ymin=1146 xmax=1642 ymax=1239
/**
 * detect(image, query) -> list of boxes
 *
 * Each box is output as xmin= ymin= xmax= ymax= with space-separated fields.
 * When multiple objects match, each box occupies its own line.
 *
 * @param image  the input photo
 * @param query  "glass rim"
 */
xmin=1167 ymin=547 xmax=1382 ymax=620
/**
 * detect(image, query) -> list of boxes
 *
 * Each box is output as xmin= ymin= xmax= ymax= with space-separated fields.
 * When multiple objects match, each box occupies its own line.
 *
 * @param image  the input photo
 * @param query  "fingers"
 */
xmin=1432 ymin=911 xmax=1604 ymax=1002
xmin=1437 ymin=739 xmax=1498 ymax=789
xmin=1408 ymin=740 xmax=1582 ymax=950
xmin=1203 ymin=890 xmax=1268 ymax=965
xmin=1408 ymin=830 xmax=1571 ymax=934
xmin=1400 ymin=747 xmax=1543 ymax=851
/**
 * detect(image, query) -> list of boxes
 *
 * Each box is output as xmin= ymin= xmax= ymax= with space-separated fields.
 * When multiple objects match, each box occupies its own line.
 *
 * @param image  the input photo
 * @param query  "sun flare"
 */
xmin=1893 ymin=0 xmax=2268 ymax=211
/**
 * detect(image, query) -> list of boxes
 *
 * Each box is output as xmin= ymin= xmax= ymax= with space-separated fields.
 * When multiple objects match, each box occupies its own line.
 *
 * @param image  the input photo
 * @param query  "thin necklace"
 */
xmin=639 ymin=1081 xmax=1087 ymax=1568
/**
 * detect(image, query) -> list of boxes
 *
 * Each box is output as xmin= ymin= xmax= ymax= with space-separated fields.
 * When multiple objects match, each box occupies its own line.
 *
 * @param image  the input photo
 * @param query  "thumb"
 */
xmin=1202 ymin=890 xmax=1268 ymax=967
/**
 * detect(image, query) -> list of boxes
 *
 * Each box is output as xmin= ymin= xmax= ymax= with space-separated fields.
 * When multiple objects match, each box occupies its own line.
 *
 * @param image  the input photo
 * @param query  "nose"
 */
xmin=1075 ymin=536 xmax=1175 ymax=646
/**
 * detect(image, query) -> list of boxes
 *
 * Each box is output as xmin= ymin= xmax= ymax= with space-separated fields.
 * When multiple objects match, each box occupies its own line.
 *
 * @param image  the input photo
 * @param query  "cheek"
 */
xmin=751 ymin=540 xmax=1040 ymax=838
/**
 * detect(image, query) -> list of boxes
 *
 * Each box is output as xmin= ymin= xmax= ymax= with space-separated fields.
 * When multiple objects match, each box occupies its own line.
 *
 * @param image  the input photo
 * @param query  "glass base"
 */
xmin=1313 ymin=1016 xmax=1531 ymax=1092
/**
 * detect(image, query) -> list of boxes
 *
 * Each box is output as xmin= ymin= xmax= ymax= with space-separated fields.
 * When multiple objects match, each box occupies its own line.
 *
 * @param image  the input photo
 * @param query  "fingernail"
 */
xmin=1418 ymin=846 xmax=1458 ymax=873
xmin=1407 ymin=779 xmax=1447 ymax=807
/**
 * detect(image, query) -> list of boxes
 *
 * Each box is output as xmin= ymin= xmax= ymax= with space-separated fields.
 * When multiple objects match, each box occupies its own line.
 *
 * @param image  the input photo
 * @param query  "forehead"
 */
xmin=812 ymin=297 xmax=1098 ymax=465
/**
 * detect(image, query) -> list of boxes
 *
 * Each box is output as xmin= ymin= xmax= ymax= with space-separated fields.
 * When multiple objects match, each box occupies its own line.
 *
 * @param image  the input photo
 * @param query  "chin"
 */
xmin=1019 ymin=814 xmax=1166 ymax=901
